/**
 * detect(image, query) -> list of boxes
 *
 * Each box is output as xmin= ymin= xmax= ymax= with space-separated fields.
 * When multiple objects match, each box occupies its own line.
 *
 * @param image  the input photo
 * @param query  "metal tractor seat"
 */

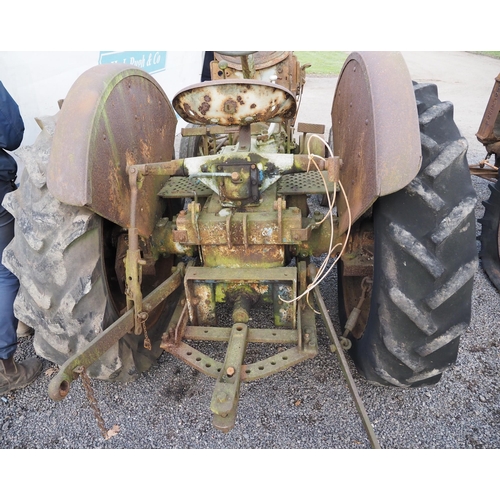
xmin=172 ymin=79 xmax=297 ymax=127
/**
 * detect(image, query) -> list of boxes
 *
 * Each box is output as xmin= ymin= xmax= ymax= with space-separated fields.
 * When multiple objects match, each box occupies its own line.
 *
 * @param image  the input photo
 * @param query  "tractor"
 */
xmin=2 ymin=51 xmax=477 ymax=440
xmin=471 ymin=72 xmax=500 ymax=290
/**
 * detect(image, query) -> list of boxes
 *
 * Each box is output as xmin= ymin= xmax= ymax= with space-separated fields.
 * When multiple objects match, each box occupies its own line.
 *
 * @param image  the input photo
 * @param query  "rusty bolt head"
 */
xmin=226 ymin=366 xmax=236 ymax=377
xmin=231 ymin=171 xmax=240 ymax=182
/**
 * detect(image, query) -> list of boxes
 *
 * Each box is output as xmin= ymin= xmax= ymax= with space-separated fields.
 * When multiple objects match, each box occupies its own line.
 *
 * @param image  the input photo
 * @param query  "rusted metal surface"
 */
xmin=182 ymin=326 xmax=298 ymax=343
xmin=469 ymin=164 xmax=498 ymax=180
xmin=477 ymin=73 xmax=500 ymax=145
xmin=183 ymin=266 xmax=297 ymax=328
xmin=474 ymin=73 xmax=500 ymax=179
xmin=124 ymin=167 xmax=144 ymax=334
xmin=210 ymin=323 xmax=249 ymax=432
xmin=176 ymin=205 xmax=303 ymax=247
xmin=215 ymin=52 xmax=289 ymax=71
xmin=202 ymin=245 xmax=285 ymax=268
xmin=47 ymin=64 xmax=177 ymax=237
xmin=47 ymin=264 xmax=184 ymax=401
xmin=332 ymin=52 xmax=421 ymax=235
xmin=172 ymin=80 xmax=297 ymax=127
xmin=339 ymin=221 xmax=374 ymax=339
xmin=211 ymin=52 xmax=303 ymax=97
xmin=161 ymin=284 xmax=318 ymax=432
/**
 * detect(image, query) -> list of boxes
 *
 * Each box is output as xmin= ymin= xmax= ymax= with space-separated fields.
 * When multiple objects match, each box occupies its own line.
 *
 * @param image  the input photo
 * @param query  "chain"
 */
xmin=75 ymin=366 xmax=108 ymax=439
xmin=138 ymin=311 xmax=151 ymax=350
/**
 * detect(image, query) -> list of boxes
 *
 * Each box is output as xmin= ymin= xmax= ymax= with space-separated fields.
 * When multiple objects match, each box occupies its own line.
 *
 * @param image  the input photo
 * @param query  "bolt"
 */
xmin=226 ymin=366 xmax=235 ymax=377
xmin=231 ymin=171 xmax=240 ymax=182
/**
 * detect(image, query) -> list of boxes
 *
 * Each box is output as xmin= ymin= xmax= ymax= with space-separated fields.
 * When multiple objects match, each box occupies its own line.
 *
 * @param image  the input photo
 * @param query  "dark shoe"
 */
xmin=0 ymin=356 xmax=42 ymax=396
xmin=17 ymin=321 xmax=34 ymax=339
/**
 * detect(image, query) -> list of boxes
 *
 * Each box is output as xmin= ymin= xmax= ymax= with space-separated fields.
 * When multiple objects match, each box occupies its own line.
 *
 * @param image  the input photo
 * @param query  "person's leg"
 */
xmin=0 ymin=196 xmax=18 ymax=360
xmin=0 ymin=183 xmax=42 ymax=395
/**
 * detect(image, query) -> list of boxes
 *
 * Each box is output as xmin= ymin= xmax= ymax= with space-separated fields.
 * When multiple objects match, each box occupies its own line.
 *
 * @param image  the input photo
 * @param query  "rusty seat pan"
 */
xmin=172 ymin=79 xmax=297 ymax=126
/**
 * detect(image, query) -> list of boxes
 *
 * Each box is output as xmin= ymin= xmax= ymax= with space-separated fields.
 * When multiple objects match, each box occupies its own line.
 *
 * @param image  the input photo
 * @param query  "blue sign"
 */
xmin=99 ymin=51 xmax=167 ymax=74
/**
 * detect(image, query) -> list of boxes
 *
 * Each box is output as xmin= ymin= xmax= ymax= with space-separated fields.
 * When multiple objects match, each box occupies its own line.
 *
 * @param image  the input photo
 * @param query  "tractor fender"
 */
xmin=331 ymin=51 xmax=421 ymax=235
xmin=47 ymin=64 xmax=177 ymax=237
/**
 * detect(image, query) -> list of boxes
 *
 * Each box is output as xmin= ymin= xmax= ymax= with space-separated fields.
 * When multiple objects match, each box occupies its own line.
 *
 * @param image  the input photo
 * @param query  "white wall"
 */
xmin=0 ymin=51 xmax=205 ymax=147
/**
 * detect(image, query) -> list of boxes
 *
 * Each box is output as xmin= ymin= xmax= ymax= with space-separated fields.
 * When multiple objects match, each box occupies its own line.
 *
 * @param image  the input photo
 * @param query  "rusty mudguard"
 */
xmin=46 ymin=64 xmax=177 ymax=237
xmin=332 ymin=51 xmax=422 ymax=235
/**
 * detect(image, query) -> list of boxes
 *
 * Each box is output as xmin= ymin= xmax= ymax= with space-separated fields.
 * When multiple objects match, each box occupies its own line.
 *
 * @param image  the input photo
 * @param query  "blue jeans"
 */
xmin=0 ymin=181 xmax=19 ymax=360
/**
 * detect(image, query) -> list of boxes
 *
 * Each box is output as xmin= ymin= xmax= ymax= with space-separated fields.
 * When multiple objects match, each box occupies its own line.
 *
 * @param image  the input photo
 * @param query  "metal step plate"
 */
xmin=158 ymin=176 xmax=213 ymax=198
xmin=277 ymin=170 xmax=336 ymax=195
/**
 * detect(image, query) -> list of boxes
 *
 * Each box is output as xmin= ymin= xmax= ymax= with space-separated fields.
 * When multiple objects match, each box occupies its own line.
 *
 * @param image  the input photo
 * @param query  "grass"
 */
xmin=473 ymin=51 xmax=500 ymax=59
xmin=294 ymin=51 xmax=500 ymax=76
xmin=294 ymin=51 xmax=348 ymax=76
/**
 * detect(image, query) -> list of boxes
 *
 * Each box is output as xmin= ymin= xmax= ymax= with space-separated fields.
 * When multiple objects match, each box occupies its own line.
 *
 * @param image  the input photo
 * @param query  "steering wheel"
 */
xmin=216 ymin=51 xmax=257 ymax=57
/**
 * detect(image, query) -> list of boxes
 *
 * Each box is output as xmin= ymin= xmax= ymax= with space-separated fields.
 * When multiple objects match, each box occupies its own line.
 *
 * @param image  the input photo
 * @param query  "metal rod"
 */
xmin=47 ymin=264 xmax=184 ymax=402
xmin=310 ymin=265 xmax=381 ymax=449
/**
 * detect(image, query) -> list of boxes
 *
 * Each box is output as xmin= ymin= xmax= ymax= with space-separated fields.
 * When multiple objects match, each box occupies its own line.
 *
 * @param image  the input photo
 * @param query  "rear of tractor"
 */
xmin=2 ymin=51 xmax=477 ymax=436
xmin=471 ymin=73 xmax=500 ymax=290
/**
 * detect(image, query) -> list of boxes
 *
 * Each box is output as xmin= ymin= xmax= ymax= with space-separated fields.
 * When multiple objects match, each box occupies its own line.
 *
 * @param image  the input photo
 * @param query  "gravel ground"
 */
xmin=1 ymin=53 xmax=499 ymax=463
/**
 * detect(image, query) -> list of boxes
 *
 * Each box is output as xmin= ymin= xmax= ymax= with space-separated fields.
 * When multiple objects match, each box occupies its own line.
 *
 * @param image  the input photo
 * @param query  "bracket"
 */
xmin=160 ymin=263 xmax=317 ymax=432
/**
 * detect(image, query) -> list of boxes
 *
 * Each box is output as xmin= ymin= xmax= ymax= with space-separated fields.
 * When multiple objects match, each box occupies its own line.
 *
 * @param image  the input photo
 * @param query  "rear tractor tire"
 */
xmin=339 ymin=82 xmax=478 ymax=387
xmin=2 ymin=115 xmax=176 ymax=382
xmin=479 ymin=176 xmax=500 ymax=291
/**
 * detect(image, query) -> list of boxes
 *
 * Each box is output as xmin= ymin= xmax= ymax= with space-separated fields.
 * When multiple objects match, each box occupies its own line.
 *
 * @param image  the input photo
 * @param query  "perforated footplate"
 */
xmin=277 ymin=171 xmax=335 ymax=195
xmin=158 ymin=176 xmax=213 ymax=198
xmin=159 ymin=171 xmax=335 ymax=198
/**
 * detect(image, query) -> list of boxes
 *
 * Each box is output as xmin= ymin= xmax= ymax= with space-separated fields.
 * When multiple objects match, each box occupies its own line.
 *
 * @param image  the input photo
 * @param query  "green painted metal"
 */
xmin=47 ymin=264 xmax=184 ymax=401
xmin=47 ymin=64 xmax=177 ymax=237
